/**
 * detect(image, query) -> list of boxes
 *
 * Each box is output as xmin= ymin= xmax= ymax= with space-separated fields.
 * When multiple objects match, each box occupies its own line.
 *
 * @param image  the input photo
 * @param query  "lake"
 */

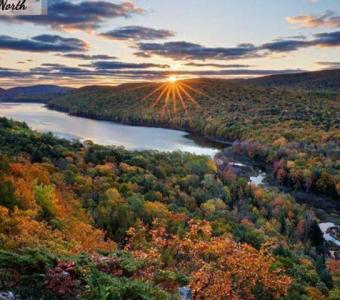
xmin=0 ymin=102 xmax=220 ymax=156
xmin=2 ymin=102 xmax=339 ymax=240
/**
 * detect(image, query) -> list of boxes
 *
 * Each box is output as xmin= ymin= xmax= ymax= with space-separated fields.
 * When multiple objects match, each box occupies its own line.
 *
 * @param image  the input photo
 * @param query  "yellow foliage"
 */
xmin=105 ymin=188 xmax=123 ymax=203
xmin=206 ymin=159 xmax=218 ymax=173
xmin=306 ymin=287 xmax=328 ymax=300
xmin=287 ymin=160 xmax=295 ymax=170
xmin=144 ymin=201 xmax=170 ymax=219
xmin=201 ymin=199 xmax=227 ymax=216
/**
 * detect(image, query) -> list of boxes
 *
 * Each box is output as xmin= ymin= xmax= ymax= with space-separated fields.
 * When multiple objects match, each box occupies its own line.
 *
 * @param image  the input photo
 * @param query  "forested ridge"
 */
xmin=0 ymin=117 xmax=339 ymax=299
xmin=49 ymin=75 xmax=340 ymax=202
xmin=238 ymin=69 xmax=340 ymax=93
xmin=0 ymin=85 xmax=72 ymax=103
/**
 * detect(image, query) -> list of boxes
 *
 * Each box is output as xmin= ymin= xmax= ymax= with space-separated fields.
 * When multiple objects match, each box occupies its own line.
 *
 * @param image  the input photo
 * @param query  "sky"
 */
xmin=0 ymin=0 xmax=339 ymax=87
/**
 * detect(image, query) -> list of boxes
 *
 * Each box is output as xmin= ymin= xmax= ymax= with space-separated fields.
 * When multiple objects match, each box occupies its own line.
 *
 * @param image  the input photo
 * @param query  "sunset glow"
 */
xmin=167 ymin=76 xmax=178 ymax=83
xmin=139 ymin=79 xmax=206 ymax=118
xmin=0 ymin=0 xmax=338 ymax=88
xmin=0 ymin=1 xmax=338 ymax=299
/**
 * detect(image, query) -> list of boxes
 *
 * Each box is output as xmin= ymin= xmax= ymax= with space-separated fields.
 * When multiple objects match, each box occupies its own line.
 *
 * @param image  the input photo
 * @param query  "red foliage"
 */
xmin=44 ymin=261 xmax=80 ymax=296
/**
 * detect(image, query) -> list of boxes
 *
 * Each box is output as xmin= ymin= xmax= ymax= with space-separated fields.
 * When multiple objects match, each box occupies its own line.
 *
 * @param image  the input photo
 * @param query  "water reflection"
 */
xmin=0 ymin=102 xmax=220 ymax=156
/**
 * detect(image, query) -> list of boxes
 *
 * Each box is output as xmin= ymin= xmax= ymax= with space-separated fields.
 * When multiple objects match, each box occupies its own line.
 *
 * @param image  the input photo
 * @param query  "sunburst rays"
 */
xmin=138 ymin=77 xmax=209 ymax=119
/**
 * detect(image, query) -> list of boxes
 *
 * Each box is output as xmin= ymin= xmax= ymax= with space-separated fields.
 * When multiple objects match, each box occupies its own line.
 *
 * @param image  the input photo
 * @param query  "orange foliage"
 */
xmin=95 ymin=162 xmax=117 ymax=175
xmin=65 ymin=222 xmax=116 ymax=253
xmin=0 ymin=162 xmax=116 ymax=254
xmin=327 ymin=259 xmax=340 ymax=279
xmin=125 ymin=219 xmax=291 ymax=299
xmin=0 ymin=206 xmax=68 ymax=253
xmin=119 ymin=162 xmax=142 ymax=173
xmin=306 ymin=287 xmax=328 ymax=300
xmin=5 ymin=163 xmax=50 ymax=211
xmin=9 ymin=162 xmax=50 ymax=184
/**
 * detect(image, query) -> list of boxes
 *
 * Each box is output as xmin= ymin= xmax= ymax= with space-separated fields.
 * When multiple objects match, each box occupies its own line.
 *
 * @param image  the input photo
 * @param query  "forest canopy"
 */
xmin=49 ymin=77 xmax=340 ymax=202
xmin=0 ymin=117 xmax=338 ymax=299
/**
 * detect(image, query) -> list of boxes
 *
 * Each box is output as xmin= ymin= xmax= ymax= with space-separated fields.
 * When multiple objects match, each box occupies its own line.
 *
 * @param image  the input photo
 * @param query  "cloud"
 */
xmin=287 ymin=10 xmax=340 ymax=29
xmin=0 ymin=67 xmax=27 ymax=77
xmin=136 ymin=41 xmax=259 ymax=60
xmin=0 ymin=34 xmax=87 ymax=52
xmin=261 ymin=31 xmax=340 ymax=51
xmin=0 ymin=63 xmax=302 ymax=82
xmin=134 ymin=52 xmax=153 ymax=58
xmin=61 ymin=53 xmax=117 ymax=60
xmin=317 ymin=61 xmax=340 ymax=69
xmin=0 ymin=62 xmax=304 ymax=84
xmin=101 ymin=26 xmax=174 ymax=41
xmin=274 ymin=35 xmax=307 ymax=41
xmin=260 ymin=39 xmax=308 ymax=52
xmin=89 ymin=61 xmax=170 ymax=69
xmin=184 ymin=63 xmax=253 ymax=68
xmin=31 ymin=64 xmax=95 ymax=78
xmin=312 ymin=31 xmax=340 ymax=46
xmin=0 ymin=1 xmax=143 ymax=31
xmin=135 ymin=31 xmax=340 ymax=60
xmin=160 ymin=69 xmax=302 ymax=76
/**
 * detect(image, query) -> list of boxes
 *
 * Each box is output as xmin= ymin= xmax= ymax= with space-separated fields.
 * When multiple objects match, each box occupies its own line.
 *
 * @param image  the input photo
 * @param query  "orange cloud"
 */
xmin=287 ymin=10 xmax=340 ymax=29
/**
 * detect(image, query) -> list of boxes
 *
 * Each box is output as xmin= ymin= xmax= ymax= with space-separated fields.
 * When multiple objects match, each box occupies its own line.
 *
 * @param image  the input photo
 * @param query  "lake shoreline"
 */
xmin=47 ymin=103 xmax=234 ymax=148
xmin=45 ymin=104 xmax=340 ymax=212
xmin=0 ymin=101 xmax=221 ymax=156
xmin=2 ymin=101 xmax=339 ymax=256
xmin=3 ymin=101 xmax=339 ymax=219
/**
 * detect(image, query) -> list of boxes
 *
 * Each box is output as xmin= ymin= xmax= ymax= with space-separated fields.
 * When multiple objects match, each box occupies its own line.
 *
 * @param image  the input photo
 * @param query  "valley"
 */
xmin=0 ymin=69 xmax=339 ymax=299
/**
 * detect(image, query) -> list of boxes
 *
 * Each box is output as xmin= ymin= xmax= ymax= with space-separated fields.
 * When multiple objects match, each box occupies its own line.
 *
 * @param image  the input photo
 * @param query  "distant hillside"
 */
xmin=49 ymin=77 xmax=339 ymax=200
xmin=240 ymin=69 xmax=340 ymax=93
xmin=0 ymin=84 xmax=73 ymax=102
xmin=49 ymin=77 xmax=339 ymax=141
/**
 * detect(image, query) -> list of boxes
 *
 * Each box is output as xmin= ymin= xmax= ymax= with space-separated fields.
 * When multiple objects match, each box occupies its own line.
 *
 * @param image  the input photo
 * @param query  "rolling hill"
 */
xmin=0 ymin=84 xmax=73 ymax=102
xmin=0 ymin=71 xmax=338 ymax=300
xmin=0 ymin=114 xmax=330 ymax=299
xmin=239 ymin=68 xmax=340 ymax=93
xmin=49 ymin=75 xmax=339 ymax=143
xmin=48 ymin=70 xmax=340 ymax=200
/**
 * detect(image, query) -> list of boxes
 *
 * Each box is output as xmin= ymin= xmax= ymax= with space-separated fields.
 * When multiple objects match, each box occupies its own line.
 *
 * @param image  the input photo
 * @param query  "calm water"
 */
xmin=0 ymin=102 xmax=219 ymax=156
xmin=1 ymin=103 xmax=338 ymax=233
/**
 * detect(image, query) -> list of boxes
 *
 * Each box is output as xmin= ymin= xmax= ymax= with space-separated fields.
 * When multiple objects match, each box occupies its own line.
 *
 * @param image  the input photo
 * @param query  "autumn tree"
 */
xmin=125 ymin=219 xmax=291 ymax=299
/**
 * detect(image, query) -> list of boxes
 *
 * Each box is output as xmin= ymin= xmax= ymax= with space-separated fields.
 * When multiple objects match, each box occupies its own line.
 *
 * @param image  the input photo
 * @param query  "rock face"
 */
xmin=0 ymin=291 xmax=17 ymax=300
xmin=214 ymin=152 xmax=266 ymax=186
xmin=319 ymin=222 xmax=340 ymax=259
xmin=179 ymin=287 xmax=193 ymax=300
xmin=319 ymin=223 xmax=340 ymax=247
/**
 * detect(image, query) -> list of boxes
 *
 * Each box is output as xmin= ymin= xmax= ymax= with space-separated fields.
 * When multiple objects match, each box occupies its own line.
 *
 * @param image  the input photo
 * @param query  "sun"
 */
xmin=167 ymin=76 xmax=177 ymax=83
xmin=131 ymin=77 xmax=209 ymax=120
